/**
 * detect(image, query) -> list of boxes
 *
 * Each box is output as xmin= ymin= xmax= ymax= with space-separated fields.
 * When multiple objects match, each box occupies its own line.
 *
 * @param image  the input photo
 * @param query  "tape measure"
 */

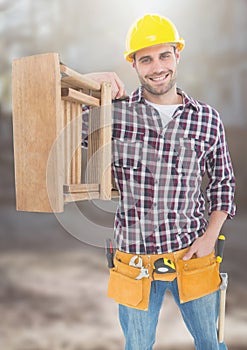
xmin=153 ymin=258 xmax=176 ymax=274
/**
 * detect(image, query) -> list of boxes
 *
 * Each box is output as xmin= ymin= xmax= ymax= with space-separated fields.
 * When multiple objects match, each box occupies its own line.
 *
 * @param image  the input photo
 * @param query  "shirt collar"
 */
xmin=128 ymin=86 xmax=200 ymax=112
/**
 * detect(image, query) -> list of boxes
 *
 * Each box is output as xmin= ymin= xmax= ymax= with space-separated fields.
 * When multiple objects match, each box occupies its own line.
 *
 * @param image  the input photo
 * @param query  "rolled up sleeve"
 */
xmin=206 ymin=119 xmax=236 ymax=219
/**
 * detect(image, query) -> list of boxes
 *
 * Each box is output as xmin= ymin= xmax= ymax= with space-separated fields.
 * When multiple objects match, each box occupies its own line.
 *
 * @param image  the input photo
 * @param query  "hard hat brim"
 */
xmin=124 ymin=39 xmax=185 ymax=62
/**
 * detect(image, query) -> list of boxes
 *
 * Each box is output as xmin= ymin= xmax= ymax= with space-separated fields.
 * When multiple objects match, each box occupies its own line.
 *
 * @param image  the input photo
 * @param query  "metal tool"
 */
xmin=106 ymin=238 xmax=114 ymax=268
xmin=129 ymin=255 xmax=143 ymax=268
xmin=135 ymin=267 xmax=149 ymax=280
xmin=129 ymin=255 xmax=149 ymax=280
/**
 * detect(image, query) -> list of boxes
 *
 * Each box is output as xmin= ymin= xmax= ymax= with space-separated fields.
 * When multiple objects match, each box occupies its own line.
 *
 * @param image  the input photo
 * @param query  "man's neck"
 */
xmin=143 ymin=85 xmax=182 ymax=105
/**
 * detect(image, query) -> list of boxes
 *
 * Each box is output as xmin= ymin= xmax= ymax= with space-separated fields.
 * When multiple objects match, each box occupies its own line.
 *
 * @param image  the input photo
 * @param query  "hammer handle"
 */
xmin=218 ymin=288 xmax=226 ymax=343
xmin=216 ymin=235 xmax=225 ymax=263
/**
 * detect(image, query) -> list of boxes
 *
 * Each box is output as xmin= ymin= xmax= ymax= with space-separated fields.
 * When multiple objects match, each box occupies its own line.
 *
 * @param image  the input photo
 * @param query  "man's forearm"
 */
xmin=204 ymin=210 xmax=228 ymax=241
xmin=183 ymin=210 xmax=228 ymax=260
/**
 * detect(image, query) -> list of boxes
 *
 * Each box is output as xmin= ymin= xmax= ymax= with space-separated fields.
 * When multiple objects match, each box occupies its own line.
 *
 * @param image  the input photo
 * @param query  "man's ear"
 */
xmin=132 ymin=60 xmax=136 ymax=69
xmin=175 ymin=49 xmax=180 ymax=64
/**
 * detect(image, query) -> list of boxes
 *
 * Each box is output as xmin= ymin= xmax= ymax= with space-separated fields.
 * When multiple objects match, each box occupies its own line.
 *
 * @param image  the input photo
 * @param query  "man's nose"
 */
xmin=150 ymin=59 xmax=165 ymax=74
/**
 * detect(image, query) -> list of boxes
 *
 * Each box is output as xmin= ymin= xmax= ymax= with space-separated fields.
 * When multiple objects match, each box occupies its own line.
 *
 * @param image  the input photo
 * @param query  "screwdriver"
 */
xmin=216 ymin=235 xmax=226 ymax=264
xmin=106 ymin=238 xmax=114 ymax=268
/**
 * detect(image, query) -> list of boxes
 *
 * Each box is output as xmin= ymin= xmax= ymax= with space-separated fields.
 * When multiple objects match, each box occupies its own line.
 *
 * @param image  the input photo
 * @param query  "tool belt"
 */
xmin=107 ymin=248 xmax=221 ymax=310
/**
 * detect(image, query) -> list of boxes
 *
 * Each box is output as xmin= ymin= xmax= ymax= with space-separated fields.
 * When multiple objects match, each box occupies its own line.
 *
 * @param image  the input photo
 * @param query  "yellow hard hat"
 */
xmin=124 ymin=14 xmax=185 ymax=62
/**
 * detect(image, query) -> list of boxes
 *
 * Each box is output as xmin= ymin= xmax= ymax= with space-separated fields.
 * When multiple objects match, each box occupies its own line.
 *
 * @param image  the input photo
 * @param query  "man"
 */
xmin=83 ymin=14 xmax=236 ymax=350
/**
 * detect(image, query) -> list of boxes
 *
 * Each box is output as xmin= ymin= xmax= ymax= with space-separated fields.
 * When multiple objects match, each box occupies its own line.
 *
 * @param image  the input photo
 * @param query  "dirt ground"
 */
xmin=0 ymin=115 xmax=246 ymax=350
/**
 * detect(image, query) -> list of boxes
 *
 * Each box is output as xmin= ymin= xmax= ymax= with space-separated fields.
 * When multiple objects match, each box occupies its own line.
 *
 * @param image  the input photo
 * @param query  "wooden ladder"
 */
xmin=12 ymin=52 xmax=118 ymax=213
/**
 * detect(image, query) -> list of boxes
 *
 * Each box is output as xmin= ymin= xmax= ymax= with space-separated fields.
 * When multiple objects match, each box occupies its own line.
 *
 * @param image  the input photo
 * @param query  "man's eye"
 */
xmin=161 ymin=53 xmax=171 ymax=59
xmin=140 ymin=58 xmax=150 ymax=63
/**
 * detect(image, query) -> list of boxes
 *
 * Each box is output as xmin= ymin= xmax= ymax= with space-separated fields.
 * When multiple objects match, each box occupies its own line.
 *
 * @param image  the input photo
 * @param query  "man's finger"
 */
xmin=183 ymin=249 xmax=194 ymax=261
xmin=82 ymin=72 xmax=126 ymax=100
xmin=113 ymin=73 xmax=127 ymax=99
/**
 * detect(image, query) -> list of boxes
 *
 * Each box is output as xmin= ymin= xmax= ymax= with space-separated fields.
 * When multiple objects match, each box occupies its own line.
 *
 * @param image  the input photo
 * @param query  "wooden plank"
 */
xmin=99 ymin=82 xmax=112 ymax=200
xmin=60 ymin=64 xmax=101 ymax=91
xmin=63 ymin=98 xmax=83 ymax=187
xmin=70 ymin=102 xmax=76 ymax=184
xmin=111 ymin=190 xmax=119 ymax=198
xmin=75 ymin=102 xmax=82 ymax=183
xmin=87 ymin=106 xmax=101 ymax=184
xmin=64 ymin=192 xmax=100 ymax=203
xmin=12 ymin=53 xmax=64 ymax=212
xmin=61 ymin=88 xmax=100 ymax=106
xmin=63 ymin=184 xmax=99 ymax=193
xmin=63 ymin=100 xmax=71 ymax=184
xmin=61 ymin=80 xmax=72 ymax=88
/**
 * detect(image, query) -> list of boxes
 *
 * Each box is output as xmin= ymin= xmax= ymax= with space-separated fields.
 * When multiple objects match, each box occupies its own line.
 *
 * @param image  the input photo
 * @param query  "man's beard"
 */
xmin=139 ymin=70 xmax=177 ymax=96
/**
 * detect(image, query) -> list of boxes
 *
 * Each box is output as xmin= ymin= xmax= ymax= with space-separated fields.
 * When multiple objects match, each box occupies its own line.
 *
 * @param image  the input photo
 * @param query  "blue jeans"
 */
xmin=119 ymin=279 xmax=227 ymax=350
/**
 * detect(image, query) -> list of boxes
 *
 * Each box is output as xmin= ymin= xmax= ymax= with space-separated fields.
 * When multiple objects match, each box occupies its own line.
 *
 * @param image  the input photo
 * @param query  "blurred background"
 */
xmin=0 ymin=0 xmax=246 ymax=349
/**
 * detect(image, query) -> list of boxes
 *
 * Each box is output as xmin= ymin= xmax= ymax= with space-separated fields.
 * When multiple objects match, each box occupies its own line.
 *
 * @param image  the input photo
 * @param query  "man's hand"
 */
xmin=183 ymin=210 xmax=228 ymax=260
xmin=83 ymin=72 xmax=127 ymax=100
xmin=182 ymin=234 xmax=217 ymax=260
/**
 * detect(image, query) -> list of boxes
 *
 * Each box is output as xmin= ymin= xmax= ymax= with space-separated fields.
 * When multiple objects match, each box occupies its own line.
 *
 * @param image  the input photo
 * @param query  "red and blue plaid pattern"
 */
xmin=83 ymin=87 xmax=236 ymax=254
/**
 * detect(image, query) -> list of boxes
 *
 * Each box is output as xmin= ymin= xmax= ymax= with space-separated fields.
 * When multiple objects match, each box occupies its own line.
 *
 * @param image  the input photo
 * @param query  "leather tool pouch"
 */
xmin=107 ymin=254 xmax=151 ymax=311
xmin=176 ymin=251 xmax=221 ymax=303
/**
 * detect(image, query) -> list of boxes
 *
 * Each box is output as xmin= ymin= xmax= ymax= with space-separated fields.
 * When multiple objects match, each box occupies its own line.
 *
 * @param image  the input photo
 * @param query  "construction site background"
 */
xmin=0 ymin=0 xmax=246 ymax=349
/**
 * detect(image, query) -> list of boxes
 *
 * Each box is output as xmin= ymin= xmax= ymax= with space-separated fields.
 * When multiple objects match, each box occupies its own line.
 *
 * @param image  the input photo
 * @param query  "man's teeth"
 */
xmin=151 ymin=75 xmax=168 ymax=81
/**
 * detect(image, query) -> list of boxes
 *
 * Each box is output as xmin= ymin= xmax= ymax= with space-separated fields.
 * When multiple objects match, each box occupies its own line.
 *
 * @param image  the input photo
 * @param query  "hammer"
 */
xmin=216 ymin=235 xmax=228 ymax=343
xmin=218 ymin=272 xmax=228 ymax=343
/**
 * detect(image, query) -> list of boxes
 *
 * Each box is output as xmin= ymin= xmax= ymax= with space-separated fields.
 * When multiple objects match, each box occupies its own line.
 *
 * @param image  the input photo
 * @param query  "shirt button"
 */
xmin=157 ymin=157 xmax=161 ymax=162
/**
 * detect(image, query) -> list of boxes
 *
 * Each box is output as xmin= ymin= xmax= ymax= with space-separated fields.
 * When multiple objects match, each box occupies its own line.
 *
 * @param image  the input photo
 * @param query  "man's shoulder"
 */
xmin=181 ymin=89 xmax=222 ymax=125
xmin=194 ymin=99 xmax=223 ymax=131
xmin=195 ymin=99 xmax=219 ymax=116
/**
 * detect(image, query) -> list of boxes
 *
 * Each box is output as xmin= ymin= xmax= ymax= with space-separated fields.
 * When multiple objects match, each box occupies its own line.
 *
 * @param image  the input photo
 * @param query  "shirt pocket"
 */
xmin=113 ymin=138 xmax=143 ymax=169
xmin=174 ymin=138 xmax=208 ymax=175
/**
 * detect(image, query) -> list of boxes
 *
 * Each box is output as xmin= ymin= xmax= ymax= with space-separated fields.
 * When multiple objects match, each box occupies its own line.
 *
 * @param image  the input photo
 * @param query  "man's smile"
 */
xmin=147 ymin=72 xmax=170 ymax=83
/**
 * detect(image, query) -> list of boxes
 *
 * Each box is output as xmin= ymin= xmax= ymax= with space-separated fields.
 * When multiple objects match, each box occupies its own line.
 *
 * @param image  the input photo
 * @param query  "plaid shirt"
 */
xmin=83 ymin=87 xmax=236 ymax=254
